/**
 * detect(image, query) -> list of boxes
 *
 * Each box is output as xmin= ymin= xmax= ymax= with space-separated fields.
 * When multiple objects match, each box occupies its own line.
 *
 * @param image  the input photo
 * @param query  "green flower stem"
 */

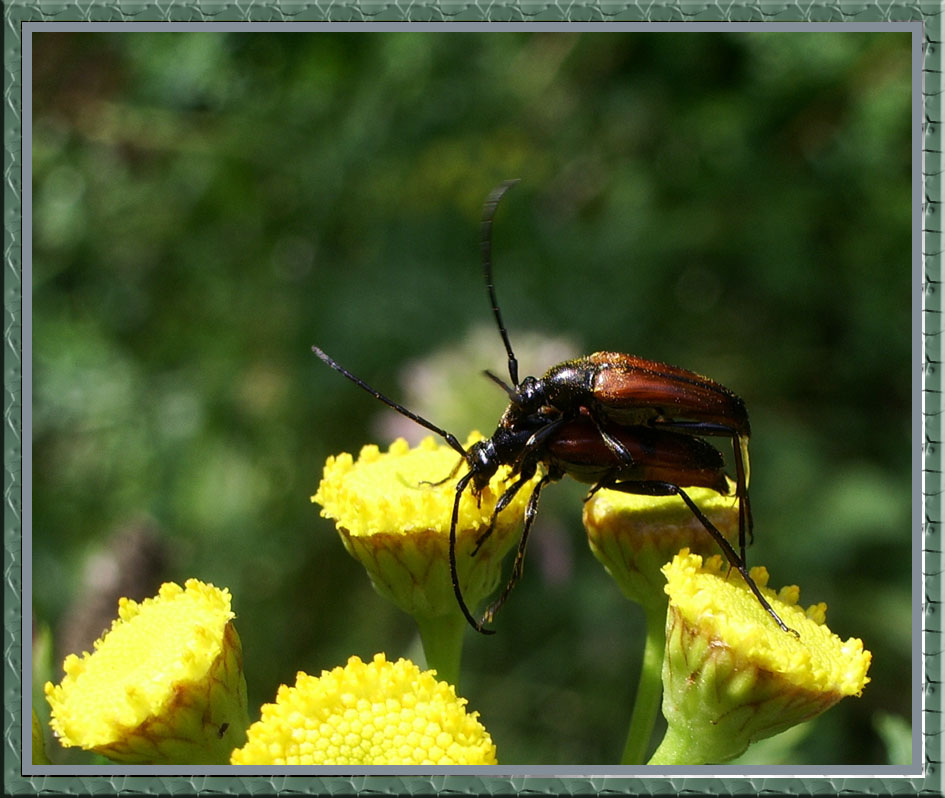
xmin=32 ymin=708 xmax=51 ymax=765
xmin=646 ymin=722 xmax=704 ymax=765
xmin=414 ymin=612 xmax=465 ymax=688
xmin=620 ymin=602 xmax=667 ymax=765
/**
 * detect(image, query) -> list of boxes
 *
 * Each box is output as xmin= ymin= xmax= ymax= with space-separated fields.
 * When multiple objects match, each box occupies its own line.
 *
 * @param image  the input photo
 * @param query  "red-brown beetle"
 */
xmin=468 ymin=416 xmax=742 ymax=628
xmin=486 ymin=350 xmax=753 ymax=559
xmin=314 ymin=180 xmax=790 ymax=635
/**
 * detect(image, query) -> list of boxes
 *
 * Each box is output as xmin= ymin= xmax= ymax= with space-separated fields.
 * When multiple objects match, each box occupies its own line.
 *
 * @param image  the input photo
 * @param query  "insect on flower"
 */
xmin=314 ymin=180 xmax=792 ymax=635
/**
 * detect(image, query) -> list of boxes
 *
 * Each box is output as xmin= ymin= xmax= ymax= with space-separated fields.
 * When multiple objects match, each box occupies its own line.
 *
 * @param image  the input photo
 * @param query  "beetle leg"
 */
xmin=597 ymin=478 xmax=796 ymax=636
xmin=483 ymin=369 xmax=515 ymax=398
xmin=649 ymin=419 xmax=753 ymax=562
xmin=480 ymin=469 xmax=557 ymax=627
xmin=420 ymin=455 xmax=467 ymax=488
xmin=474 ymin=416 xmax=569 ymax=554
xmin=583 ymin=467 xmax=624 ymax=503
xmin=579 ymin=413 xmax=637 ymax=504
xmin=733 ymin=434 xmax=752 ymax=556
xmin=589 ymin=412 xmax=637 ymax=466
xmin=511 ymin=414 xmax=569 ymax=472
xmin=473 ymin=467 xmax=537 ymax=555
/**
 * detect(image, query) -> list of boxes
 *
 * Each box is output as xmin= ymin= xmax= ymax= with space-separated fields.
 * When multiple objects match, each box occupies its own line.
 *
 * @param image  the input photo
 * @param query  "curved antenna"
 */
xmin=449 ymin=471 xmax=496 ymax=635
xmin=482 ymin=369 xmax=515 ymax=398
xmin=312 ymin=346 xmax=468 ymax=458
xmin=481 ymin=179 xmax=521 ymax=388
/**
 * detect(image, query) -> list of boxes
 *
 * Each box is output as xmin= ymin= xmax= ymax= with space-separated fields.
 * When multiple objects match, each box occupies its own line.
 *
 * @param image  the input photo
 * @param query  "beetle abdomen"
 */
xmin=545 ymin=419 xmax=729 ymax=492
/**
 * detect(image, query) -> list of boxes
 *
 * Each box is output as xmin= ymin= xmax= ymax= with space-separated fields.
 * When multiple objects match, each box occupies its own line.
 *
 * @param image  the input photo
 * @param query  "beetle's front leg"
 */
xmin=472 ymin=468 xmax=536 ymax=555
xmin=475 ymin=415 xmax=568 ymax=554
xmin=448 ymin=470 xmax=494 ymax=634
xmin=420 ymin=455 xmax=467 ymax=488
xmin=480 ymin=469 xmax=558 ymax=626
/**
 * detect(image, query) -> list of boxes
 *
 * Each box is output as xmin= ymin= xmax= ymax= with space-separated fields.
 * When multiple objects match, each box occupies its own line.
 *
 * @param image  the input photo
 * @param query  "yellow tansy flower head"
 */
xmin=231 ymin=653 xmax=497 ymax=765
xmin=44 ymin=579 xmax=249 ymax=764
xmin=583 ymin=482 xmax=739 ymax=611
xmin=650 ymin=550 xmax=872 ymax=765
xmin=312 ymin=435 xmax=540 ymax=619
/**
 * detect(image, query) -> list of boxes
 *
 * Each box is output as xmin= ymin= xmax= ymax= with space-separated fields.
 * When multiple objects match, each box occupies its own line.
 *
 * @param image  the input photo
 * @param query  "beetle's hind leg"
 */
xmin=595 ymin=477 xmax=796 ymax=636
xmin=649 ymin=419 xmax=753 ymax=563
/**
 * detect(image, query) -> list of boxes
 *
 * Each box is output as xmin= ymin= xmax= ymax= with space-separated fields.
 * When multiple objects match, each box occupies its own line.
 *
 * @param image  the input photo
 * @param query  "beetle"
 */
xmin=469 ymin=416 xmax=739 ymax=628
xmin=313 ymin=179 xmax=791 ymax=635
xmin=487 ymin=350 xmax=754 ymax=563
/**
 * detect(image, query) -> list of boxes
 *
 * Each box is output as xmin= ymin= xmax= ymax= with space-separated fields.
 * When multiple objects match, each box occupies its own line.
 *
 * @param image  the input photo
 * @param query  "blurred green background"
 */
xmin=31 ymin=31 xmax=912 ymax=765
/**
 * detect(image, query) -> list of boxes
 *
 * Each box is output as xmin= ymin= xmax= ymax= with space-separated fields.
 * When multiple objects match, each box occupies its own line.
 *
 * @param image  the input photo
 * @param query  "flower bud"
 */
xmin=584 ymin=483 xmax=739 ymax=612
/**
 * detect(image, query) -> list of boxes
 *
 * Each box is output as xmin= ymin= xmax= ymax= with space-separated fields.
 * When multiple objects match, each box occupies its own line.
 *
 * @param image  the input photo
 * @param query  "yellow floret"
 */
xmin=312 ymin=434 xmax=536 ymax=537
xmin=312 ymin=434 xmax=542 ymax=621
xmin=583 ymin=480 xmax=739 ymax=611
xmin=662 ymin=550 xmax=871 ymax=697
xmin=231 ymin=653 xmax=496 ymax=765
xmin=44 ymin=579 xmax=248 ymax=763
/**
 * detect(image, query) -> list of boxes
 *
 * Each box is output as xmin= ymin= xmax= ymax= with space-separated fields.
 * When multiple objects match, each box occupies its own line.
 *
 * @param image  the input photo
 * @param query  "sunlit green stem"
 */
xmin=620 ymin=602 xmax=667 ymax=765
xmin=32 ymin=708 xmax=51 ymax=765
xmin=647 ymin=722 xmax=711 ymax=765
xmin=414 ymin=612 xmax=465 ymax=688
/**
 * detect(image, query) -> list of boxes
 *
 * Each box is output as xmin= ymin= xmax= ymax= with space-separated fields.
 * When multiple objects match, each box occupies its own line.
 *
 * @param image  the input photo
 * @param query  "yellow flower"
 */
xmin=312 ymin=434 xmax=539 ymax=621
xmin=44 ymin=579 xmax=249 ymax=764
xmin=649 ymin=551 xmax=872 ymax=765
xmin=231 ymin=653 xmax=497 ymax=765
xmin=583 ymin=483 xmax=739 ymax=612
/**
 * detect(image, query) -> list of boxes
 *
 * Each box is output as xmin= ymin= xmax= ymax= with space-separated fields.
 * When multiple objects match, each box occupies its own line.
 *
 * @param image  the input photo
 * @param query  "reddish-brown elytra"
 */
xmin=314 ymin=179 xmax=791 ymax=635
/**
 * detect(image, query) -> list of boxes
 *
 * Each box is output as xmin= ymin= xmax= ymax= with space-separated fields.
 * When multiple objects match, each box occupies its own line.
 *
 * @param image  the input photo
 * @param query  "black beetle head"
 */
xmin=466 ymin=438 xmax=499 ymax=491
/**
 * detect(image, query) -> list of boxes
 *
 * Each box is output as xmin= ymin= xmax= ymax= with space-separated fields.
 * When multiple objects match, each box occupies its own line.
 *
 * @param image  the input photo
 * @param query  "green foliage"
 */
xmin=33 ymin=31 xmax=911 ymax=765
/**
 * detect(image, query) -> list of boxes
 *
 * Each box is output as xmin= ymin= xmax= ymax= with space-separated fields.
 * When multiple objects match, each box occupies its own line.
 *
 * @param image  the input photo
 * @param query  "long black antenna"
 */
xmin=481 ymin=179 xmax=521 ymax=388
xmin=448 ymin=471 xmax=496 ymax=635
xmin=312 ymin=346 xmax=468 ymax=458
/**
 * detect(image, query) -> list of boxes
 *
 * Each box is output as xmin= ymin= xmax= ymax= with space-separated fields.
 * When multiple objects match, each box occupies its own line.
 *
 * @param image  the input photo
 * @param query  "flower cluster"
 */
xmin=44 ymin=579 xmax=248 ymax=764
xmin=40 ymin=436 xmax=873 ymax=767
xmin=43 ymin=582 xmax=495 ymax=766
xmin=231 ymin=653 xmax=496 ymax=765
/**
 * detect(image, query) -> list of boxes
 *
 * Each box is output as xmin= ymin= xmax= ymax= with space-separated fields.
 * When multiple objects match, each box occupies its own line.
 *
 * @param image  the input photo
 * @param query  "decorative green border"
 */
xmin=7 ymin=3 xmax=937 ymax=796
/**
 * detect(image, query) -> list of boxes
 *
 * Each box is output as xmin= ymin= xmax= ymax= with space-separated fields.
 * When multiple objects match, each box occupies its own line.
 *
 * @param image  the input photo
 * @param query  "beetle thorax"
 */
xmin=535 ymin=360 xmax=596 ymax=412
xmin=510 ymin=375 xmax=543 ymax=412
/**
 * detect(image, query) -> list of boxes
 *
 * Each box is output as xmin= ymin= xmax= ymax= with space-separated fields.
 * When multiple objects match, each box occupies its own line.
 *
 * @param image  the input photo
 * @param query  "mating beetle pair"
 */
xmin=314 ymin=180 xmax=791 ymax=635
